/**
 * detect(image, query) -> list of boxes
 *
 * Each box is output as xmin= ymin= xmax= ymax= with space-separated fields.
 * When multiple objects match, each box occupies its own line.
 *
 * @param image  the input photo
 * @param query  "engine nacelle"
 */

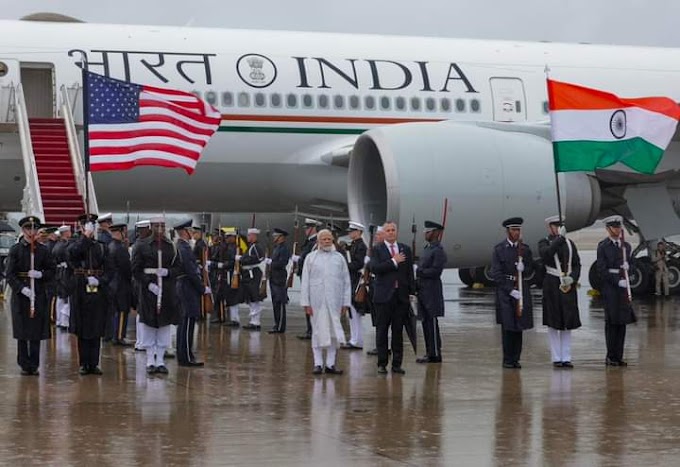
xmin=348 ymin=121 xmax=601 ymax=267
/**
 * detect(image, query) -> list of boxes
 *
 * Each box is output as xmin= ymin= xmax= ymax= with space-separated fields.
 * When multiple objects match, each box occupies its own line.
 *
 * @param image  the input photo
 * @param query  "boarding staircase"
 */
xmin=9 ymin=83 xmax=98 ymax=224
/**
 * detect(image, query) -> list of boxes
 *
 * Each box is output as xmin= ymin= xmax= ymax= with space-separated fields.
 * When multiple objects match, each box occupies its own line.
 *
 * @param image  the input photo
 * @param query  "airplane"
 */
xmin=2 ymin=13 xmax=680 ymax=294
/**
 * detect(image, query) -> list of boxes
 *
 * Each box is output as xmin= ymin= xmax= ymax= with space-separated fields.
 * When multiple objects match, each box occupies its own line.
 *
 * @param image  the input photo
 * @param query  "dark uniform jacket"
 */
xmin=347 ymin=238 xmax=367 ymax=312
xmin=296 ymin=234 xmax=317 ymax=277
xmin=538 ymin=234 xmax=581 ymax=330
xmin=416 ymin=240 xmax=447 ymax=318
xmin=490 ymin=239 xmax=534 ymax=332
xmin=369 ymin=242 xmax=416 ymax=304
xmin=596 ymin=238 xmax=636 ymax=325
xmin=107 ymin=238 xmax=132 ymax=313
xmin=269 ymin=242 xmax=291 ymax=303
xmin=176 ymin=238 xmax=204 ymax=319
xmin=5 ymin=237 xmax=55 ymax=340
xmin=67 ymin=235 xmax=111 ymax=339
xmin=240 ymin=242 xmax=264 ymax=302
xmin=131 ymin=235 xmax=182 ymax=328
xmin=98 ymin=230 xmax=112 ymax=246
xmin=52 ymin=239 xmax=74 ymax=299
xmin=213 ymin=241 xmax=240 ymax=307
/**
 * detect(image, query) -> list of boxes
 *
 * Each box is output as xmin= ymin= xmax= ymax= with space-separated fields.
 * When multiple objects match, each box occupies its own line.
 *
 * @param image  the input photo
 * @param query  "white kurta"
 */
xmin=300 ymin=248 xmax=352 ymax=348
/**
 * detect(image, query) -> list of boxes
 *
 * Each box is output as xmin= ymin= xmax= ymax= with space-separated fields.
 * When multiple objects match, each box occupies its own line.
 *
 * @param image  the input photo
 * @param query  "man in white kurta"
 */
xmin=300 ymin=230 xmax=352 ymax=375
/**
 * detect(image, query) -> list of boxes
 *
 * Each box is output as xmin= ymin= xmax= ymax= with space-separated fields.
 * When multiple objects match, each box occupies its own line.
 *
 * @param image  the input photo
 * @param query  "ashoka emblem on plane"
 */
xmin=609 ymin=109 xmax=627 ymax=140
xmin=237 ymin=53 xmax=277 ymax=88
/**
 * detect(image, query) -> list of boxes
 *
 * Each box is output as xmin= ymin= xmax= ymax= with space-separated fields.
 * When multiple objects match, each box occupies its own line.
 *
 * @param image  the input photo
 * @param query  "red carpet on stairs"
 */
xmin=29 ymin=118 xmax=85 ymax=225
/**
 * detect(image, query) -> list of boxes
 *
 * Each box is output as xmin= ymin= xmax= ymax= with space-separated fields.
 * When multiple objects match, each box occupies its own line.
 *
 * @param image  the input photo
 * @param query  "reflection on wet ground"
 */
xmin=2 ymin=251 xmax=680 ymax=465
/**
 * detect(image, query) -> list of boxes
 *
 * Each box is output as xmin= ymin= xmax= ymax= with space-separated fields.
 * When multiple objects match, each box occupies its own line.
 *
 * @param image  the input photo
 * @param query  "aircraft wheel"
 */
xmin=588 ymin=262 xmax=601 ymax=291
xmin=629 ymin=258 xmax=652 ymax=296
xmin=458 ymin=268 xmax=474 ymax=287
xmin=666 ymin=259 xmax=680 ymax=294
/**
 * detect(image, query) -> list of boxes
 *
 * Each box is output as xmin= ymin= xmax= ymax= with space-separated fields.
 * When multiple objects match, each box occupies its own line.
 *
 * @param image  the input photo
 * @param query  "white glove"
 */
xmin=622 ymin=262 xmax=629 ymax=271
xmin=148 ymin=283 xmax=160 ymax=296
xmin=27 ymin=269 xmax=42 ymax=279
xmin=618 ymin=279 xmax=628 ymax=288
xmin=87 ymin=276 xmax=99 ymax=287
xmin=510 ymin=289 xmax=522 ymax=300
xmin=235 ymin=255 xmax=242 ymax=262
xmin=516 ymin=261 xmax=525 ymax=273
xmin=20 ymin=287 xmax=34 ymax=299
xmin=561 ymin=276 xmax=574 ymax=287
xmin=84 ymin=222 xmax=95 ymax=235
xmin=206 ymin=260 xmax=213 ymax=267
xmin=265 ymin=258 xmax=272 ymax=265
xmin=558 ymin=226 xmax=567 ymax=237
xmin=204 ymin=286 xmax=212 ymax=295
xmin=156 ymin=268 xmax=169 ymax=277
xmin=217 ymin=262 xmax=224 ymax=269
xmin=364 ymin=256 xmax=370 ymax=265
xmin=413 ymin=264 xmax=418 ymax=274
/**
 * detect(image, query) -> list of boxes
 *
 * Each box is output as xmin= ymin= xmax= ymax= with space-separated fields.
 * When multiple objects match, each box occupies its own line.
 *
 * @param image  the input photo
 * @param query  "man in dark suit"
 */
xmin=369 ymin=221 xmax=416 ymax=375
xmin=268 ymin=228 xmax=291 ymax=333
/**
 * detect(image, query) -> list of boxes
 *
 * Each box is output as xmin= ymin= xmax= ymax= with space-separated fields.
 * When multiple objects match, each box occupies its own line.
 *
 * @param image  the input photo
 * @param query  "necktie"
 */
xmin=390 ymin=244 xmax=398 ymax=288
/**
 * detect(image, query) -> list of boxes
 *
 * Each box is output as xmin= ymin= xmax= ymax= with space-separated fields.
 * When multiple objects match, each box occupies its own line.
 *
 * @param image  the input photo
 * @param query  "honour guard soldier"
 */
xmin=5 ymin=216 xmax=55 ymax=375
xmin=68 ymin=213 xmax=111 ymax=375
xmin=596 ymin=215 xmax=636 ymax=366
xmin=209 ymin=229 xmax=228 ymax=324
xmin=491 ymin=217 xmax=534 ymax=369
xmin=268 ymin=228 xmax=291 ymax=333
xmin=132 ymin=220 xmax=151 ymax=351
xmin=342 ymin=221 xmax=368 ymax=350
xmin=132 ymin=217 xmax=182 ymax=375
xmin=107 ymin=223 xmax=133 ymax=346
xmin=539 ymin=216 xmax=581 ymax=368
xmin=53 ymin=224 xmax=73 ymax=329
xmin=295 ymin=218 xmax=321 ymax=340
xmin=218 ymin=229 xmax=242 ymax=327
xmin=416 ymin=220 xmax=448 ymax=364
xmin=97 ymin=213 xmax=114 ymax=245
xmin=42 ymin=226 xmax=59 ymax=323
xmin=192 ymin=226 xmax=210 ymax=320
xmin=241 ymin=228 xmax=266 ymax=330
xmin=175 ymin=220 xmax=209 ymax=367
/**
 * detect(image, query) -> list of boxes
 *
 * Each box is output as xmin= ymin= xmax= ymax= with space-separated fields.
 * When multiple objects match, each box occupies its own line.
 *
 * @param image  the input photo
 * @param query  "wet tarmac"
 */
xmin=2 ymin=251 xmax=680 ymax=466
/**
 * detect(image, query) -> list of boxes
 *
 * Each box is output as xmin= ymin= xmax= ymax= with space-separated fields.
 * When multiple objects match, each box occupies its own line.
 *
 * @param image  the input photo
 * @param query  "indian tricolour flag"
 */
xmin=548 ymin=79 xmax=680 ymax=174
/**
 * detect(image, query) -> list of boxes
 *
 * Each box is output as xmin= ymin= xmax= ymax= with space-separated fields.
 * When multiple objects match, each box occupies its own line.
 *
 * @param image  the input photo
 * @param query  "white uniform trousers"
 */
xmin=548 ymin=328 xmax=572 ymax=363
xmin=348 ymin=306 xmax=364 ymax=347
xmin=248 ymin=301 xmax=263 ymax=326
xmin=229 ymin=305 xmax=241 ymax=323
xmin=140 ymin=324 xmax=172 ymax=367
xmin=56 ymin=297 xmax=70 ymax=328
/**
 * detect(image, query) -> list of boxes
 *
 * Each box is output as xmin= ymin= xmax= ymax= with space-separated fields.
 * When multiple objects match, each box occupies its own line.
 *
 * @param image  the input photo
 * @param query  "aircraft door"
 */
xmin=0 ymin=59 xmax=21 ymax=123
xmin=20 ymin=63 xmax=55 ymax=118
xmin=490 ymin=77 xmax=527 ymax=122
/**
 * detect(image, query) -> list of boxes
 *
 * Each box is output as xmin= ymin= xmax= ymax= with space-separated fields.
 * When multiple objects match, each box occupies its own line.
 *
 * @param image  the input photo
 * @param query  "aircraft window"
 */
xmin=221 ymin=92 xmax=234 ymax=107
xmin=410 ymin=97 xmax=421 ymax=111
xmin=365 ymin=96 xmax=376 ymax=110
xmin=471 ymin=99 xmax=481 ymax=113
xmin=270 ymin=93 xmax=282 ymax=108
xmin=205 ymin=91 xmax=217 ymax=107
xmin=334 ymin=95 xmax=345 ymax=109
xmin=287 ymin=94 xmax=298 ymax=108
xmin=395 ymin=97 xmax=406 ymax=111
xmin=349 ymin=95 xmax=360 ymax=109
xmin=440 ymin=98 xmax=451 ymax=112
xmin=238 ymin=92 xmax=250 ymax=107
xmin=425 ymin=97 xmax=436 ymax=111
xmin=318 ymin=94 xmax=329 ymax=109
xmin=303 ymin=94 xmax=314 ymax=108
xmin=254 ymin=93 xmax=266 ymax=107
xmin=455 ymin=98 xmax=466 ymax=112
xmin=380 ymin=96 xmax=391 ymax=110
xmin=542 ymin=101 xmax=549 ymax=114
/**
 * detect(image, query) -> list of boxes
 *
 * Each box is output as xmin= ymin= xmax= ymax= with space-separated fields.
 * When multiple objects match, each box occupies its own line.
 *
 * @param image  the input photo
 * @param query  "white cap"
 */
xmin=603 ymin=215 xmax=623 ymax=226
xmin=376 ymin=226 xmax=384 ymax=233
xmin=58 ymin=225 xmax=71 ymax=233
xmin=135 ymin=220 xmax=151 ymax=228
xmin=347 ymin=221 xmax=365 ymax=231
xmin=544 ymin=215 xmax=564 ymax=225
xmin=150 ymin=216 xmax=165 ymax=225
xmin=97 ymin=212 xmax=113 ymax=223
xmin=304 ymin=218 xmax=321 ymax=227
xmin=247 ymin=228 xmax=260 ymax=235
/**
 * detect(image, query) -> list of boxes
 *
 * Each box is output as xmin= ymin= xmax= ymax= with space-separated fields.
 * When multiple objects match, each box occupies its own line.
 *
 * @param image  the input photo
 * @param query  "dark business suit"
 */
xmin=369 ymin=241 xmax=415 ymax=369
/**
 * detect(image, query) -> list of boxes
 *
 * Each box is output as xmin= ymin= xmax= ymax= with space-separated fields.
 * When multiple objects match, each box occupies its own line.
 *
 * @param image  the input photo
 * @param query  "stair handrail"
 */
xmin=13 ymin=83 xmax=45 ymax=219
xmin=60 ymin=84 xmax=99 ymax=215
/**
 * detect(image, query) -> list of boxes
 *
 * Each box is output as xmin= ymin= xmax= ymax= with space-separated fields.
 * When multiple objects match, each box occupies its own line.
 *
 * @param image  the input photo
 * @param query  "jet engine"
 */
xmin=347 ymin=121 xmax=601 ymax=267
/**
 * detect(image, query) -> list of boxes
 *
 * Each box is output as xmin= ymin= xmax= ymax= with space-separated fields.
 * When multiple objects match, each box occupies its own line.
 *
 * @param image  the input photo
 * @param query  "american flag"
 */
xmin=86 ymin=71 xmax=221 ymax=174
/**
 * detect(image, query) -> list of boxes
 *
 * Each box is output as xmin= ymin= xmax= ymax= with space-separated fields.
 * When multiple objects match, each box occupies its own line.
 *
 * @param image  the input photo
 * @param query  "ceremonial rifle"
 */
xmin=354 ymin=224 xmax=375 ymax=304
xmin=29 ymin=230 xmax=35 ymax=319
xmin=620 ymin=227 xmax=633 ymax=303
xmin=259 ymin=222 xmax=271 ymax=298
xmin=516 ymin=240 xmax=524 ymax=318
xmin=286 ymin=209 xmax=300 ymax=289
xmin=411 ymin=214 xmax=418 ymax=262
xmin=231 ymin=227 xmax=241 ymax=290
xmin=201 ymin=241 xmax=214 ymax=314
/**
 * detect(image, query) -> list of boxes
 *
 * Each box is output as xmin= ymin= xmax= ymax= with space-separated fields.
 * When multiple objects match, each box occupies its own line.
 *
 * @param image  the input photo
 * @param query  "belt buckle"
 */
xmin=86 ymin=284 xmax=98 ymax=294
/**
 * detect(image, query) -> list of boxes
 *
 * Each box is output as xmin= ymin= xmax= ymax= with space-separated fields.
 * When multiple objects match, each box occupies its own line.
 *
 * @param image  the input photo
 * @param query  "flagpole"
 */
xmin=545 ymin=66 xmax=565 ymax=225
xmin=81 ymin=59 xmax=91 ymax=217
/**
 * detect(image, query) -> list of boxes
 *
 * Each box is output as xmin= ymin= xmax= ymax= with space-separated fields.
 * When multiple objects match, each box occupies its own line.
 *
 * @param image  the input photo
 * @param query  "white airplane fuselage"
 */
xmin=2 ymin=19 xmax=680 ymax=217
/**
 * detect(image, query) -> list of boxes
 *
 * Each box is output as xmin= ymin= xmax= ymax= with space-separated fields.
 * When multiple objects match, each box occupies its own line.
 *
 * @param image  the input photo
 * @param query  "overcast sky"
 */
xmin=0 ymin=0 xmax=678 ymax=47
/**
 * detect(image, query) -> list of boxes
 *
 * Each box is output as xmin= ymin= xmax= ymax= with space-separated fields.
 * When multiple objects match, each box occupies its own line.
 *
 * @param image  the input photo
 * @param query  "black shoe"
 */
xmin=155 ymin=365 xmax=169 ymax=374
xmin=20 ymin=369 xmax=31 ymax=376
xmin=324 ymin=366 xmax=343 ymax=375
xmin=223 ymin=321 xmax=240 ymax=328
xmin=391 ymin=367 xmax=406 ymax=374
xmin=297 ymin=333 xmax=312 ymax=340
xmin=164 ymin=351 xmax=175 ymax=359
xmin=268 ymin=329 xmax=283 ymax=334
xmin=90 ymin=367 xmax=103 ymax=375
xmin=341 ymin=343 xmax=363 ymax=350
xmin=242 ymin=324 xmax=261 ymax=331
xmin=113 ymin=339 xmax=133 ymax=347
xmin=502 ymin=362 xmax=515 ymax=369
xmin=553 ymin=361 xmax=563 ymax=368
xmin=79 ymin=366 xmax=89 ymax=375
xmin=377 ymin=366 xmax=388 ymax=375
xmin=513 ymin=362 xmax=522 ymax=369
xmin=562 ymin=361 xmax=574 ymax=368
xmin=367 ymin=348 xmax=378 ymax=356
xmin=312 ymin=365 xmax=323 ymax=375
xmin=605 ymin=358 xmax=619 ymax=367
xmin=618 ymin=360 xmax=628 ymax=367
xmin=146 ymin=365 xmax=157 ymax=375
xmin=179 ymin=361 xmax=204 ymax=367
xmin=135 ymin=347 xmax=145 ymax=352
xmin=30 ymin=368 xmax=39 ymax=376
xmin=210 ymin=318 xmax=223 ymax=324
xmin=416 ymin=356 xmax=430 ymax=364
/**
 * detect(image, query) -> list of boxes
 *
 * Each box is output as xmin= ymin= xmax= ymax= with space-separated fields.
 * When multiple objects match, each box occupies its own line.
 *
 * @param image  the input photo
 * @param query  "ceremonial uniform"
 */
xmin=297 ymin=222 xmax=319 ymax=339
xmin=538 ymin=217 xmax=581 ymax=367
xmin=97 ymin=212 xmax=113 ymax=246
xmin=132 ymin=222 xmax=182 ymax=374
xmin=216 ymin=235 xmax=242 ymax=326
xmin=596 ymin=216 xmax=636 ymax=366
xmin=490 ymin=217 xmax=534 ymax=369
xmin=241 ymin=231 xmax=265 ymax=330
xmin=416 ymin=221 xmax=447 ymax=363
xmin=345 ymin=222 xmax=368 ymax=349
xmin=107 ymin=226 xmax=133 ymax=346
xmin=53 ymin=228 xmax=73 ymax=329
xmin=43 ymin=228 xmax=59 ymax=324
xmin=193 ymin=235 xmax=209 ymax=319
xmin=5 ymin=216 xmax=55 ymax=375
xmin=269 ymin=229 xmax=291 ymax=333
xmin=131 ymin=220 xmax=151 ymax=351
xmin=68 ymin=214 xmax=111 ymax=375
